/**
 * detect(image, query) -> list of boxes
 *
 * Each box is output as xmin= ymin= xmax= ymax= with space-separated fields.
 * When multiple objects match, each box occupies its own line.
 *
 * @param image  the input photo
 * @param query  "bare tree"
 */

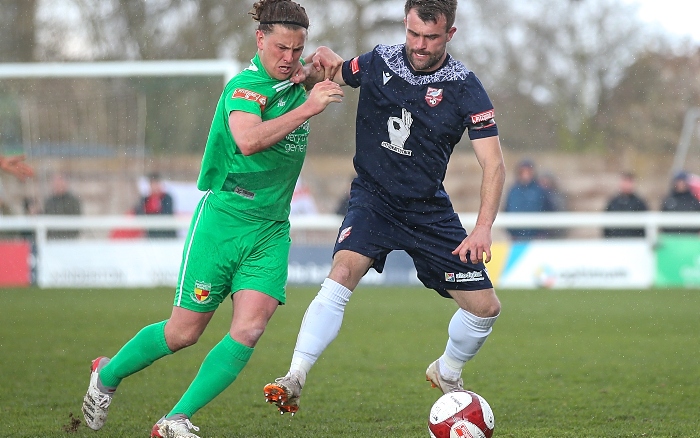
xmin=449 ymin=0 xmax=648 ymax=151
xmin=22 ymin=0 xmax=697 ymax=156
xmin=0 ymin=0 xmax=38 ymax=61
xmin=599 ymin=49 xmax=700 ymax=157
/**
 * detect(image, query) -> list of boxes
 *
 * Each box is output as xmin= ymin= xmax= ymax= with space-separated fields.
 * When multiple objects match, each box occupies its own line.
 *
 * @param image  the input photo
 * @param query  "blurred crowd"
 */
xmin=502 ymin=158 xmax=700 ymax=240
xmin=1 ymin=154 xmax=699 ymax=241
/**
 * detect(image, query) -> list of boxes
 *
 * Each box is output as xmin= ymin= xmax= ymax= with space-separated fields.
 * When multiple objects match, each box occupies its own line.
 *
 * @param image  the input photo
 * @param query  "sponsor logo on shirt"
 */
xmin=234 ymin=186 xmax=255 ymax=200
xmin=232 ymin=88 xmax=268 ymax=111
xmin=285 ymin=120 xmax=309 ymax=151
xmin=381 ymin=108 xmax=413 ymax=156
xmin=470 ymin=109 xmax=495 ymax=124
xmin=350 ymin=57 xmax=360 ymax=74
xmin=191 ymin=280 xmax=213 ymax=304
xmin=338 ymin=226 xmax=352 ymax=243
xmin=425 ymin=87 xmax=443 ymax=107
xmin=444 ymin=271 xmax=485 ymax=283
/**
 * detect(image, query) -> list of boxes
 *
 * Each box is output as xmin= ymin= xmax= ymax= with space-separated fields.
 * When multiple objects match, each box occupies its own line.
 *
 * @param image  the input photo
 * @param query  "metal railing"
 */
xmin=1 ymin=212 xmax=698 ymax=247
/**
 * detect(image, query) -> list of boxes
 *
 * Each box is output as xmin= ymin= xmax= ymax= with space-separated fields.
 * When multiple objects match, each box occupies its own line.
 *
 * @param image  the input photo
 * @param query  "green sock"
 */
xmin=99 ymin=320 xmax=173 ymax=388
xmin=167 ymin=334 xmax=253 ymax=419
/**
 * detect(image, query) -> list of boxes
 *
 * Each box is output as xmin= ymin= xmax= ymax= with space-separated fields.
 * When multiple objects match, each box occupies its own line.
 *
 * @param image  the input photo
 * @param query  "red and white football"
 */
xmin=428 ymin=390 xmax=495 ymax=438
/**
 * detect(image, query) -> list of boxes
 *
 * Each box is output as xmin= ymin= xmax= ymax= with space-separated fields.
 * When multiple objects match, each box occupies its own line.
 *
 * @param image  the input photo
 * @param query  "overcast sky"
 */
xmin=624 ymin=0 xmax=700 ymax=42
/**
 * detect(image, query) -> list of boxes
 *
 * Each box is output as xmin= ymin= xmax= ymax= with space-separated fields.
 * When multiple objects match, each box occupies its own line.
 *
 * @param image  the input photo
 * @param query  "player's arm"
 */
xmin=230 ymin=79 xmax=344 ymax=156
xmin=291 ymin=46 xmax=347 ymax=87
xmin=0 ymin=154 xmax=34 ymax=181
xmin=452 ymin=135 xmax=506 ymax=264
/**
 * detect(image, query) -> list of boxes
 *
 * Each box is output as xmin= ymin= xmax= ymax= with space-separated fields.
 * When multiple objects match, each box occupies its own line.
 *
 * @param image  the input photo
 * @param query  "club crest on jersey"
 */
xmin=191 ymin=281 xmax=212 ymax=304
xmin=425 ymin=87 xmax=443 ymax=107
xmin=338 ymin=226 xmax=352 ymax=243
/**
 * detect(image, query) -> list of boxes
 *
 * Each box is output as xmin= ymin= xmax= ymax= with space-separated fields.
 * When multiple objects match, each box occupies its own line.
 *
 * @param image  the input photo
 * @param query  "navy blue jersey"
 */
xmin=341 ymin=44 xmax=498 ymax=223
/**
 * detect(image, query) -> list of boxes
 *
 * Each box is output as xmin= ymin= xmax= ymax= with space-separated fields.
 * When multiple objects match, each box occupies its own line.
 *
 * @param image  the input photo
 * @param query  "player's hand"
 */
xmin=310 ymin=46 xmax=343 ymax=81
xmin=0 ymin=155 xmax=34 ymax=181
xmin=291 ymin=46 xmax=343 ymax=85
xmin=290 ymin=62 xmax=314 ymax=84
xmin=453 ymin=224 xmax=493 ymax=264
xmin=305 ymin=79 xmax=344 ymax=115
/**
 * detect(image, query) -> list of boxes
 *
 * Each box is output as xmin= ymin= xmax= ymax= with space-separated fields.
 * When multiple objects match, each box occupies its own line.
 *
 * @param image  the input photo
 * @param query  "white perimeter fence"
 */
xmin=2 ymin=212 xmax=699 ymax=288
xmin=1 ymin=212 xmax=698 ymax=247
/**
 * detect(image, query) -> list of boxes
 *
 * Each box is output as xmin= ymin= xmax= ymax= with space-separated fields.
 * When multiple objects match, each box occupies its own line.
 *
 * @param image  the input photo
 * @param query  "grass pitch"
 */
xmin=1 ymin=286 xmax=698 ymax=437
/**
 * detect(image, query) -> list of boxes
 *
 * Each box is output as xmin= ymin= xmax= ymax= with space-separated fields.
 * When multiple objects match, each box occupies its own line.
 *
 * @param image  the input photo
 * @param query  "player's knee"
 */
xmin=166 ymin=330 xmax=202 ymax=351
xmin=230 ymin=323 xmax=266 ymax=348
xmin=483 ymin=299 xmax=501 ymax=318
xmin=329 ymin=263 xmax=353 ymax=285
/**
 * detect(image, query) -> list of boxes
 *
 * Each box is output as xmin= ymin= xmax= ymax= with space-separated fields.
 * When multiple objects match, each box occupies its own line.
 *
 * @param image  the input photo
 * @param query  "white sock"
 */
xmin=440 ymin=309 xmax=499 ymax=380
xmin=289 ymin=278 xmax=352 ymax=380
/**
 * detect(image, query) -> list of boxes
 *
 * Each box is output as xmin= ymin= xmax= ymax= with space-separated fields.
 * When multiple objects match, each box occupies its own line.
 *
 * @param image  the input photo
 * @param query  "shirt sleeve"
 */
xmin=224 ymin=79 xmax=269 ymax=117
xmin=463 ymin=72 xmax=498 ymax=140
xmin=341 ymin=50 xmax=374 ymax=89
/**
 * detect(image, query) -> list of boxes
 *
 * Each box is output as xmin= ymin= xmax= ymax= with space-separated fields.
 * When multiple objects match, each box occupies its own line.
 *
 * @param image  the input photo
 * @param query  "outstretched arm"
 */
xmin=0 ymin=155 xmax=34 ymax=181
xmin=452 ymin=135 xmax=506 ymax=264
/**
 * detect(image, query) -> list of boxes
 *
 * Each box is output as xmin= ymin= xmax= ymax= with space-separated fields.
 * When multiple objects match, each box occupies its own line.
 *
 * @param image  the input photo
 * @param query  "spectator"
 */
xmin=43 ymin=173 xmax=82 ymax=239
xmin=334 ymin=191 xmax=350 ymax=216
xmin=134 ymin=172 xmax=176 ymax=238
xmin=0 ymin=184 xmax=11 ymax=216
xmin=660 ymin=171 xmax=700 ymax=235
xmin=0 ymin=188 xmax=18 ymax=239
xmin=334 ymin=177 xmax=354 ymax=216
xmin=0 ymin=198 xmax=10 ymax=216
xmin=603 ymin=172 xmax=648 ymax=238
xmin=538 ymin=170 xmax=567 ymax=238
xmin=290 ymin=177 xmax=318 ymax=215
xmin=504 ymin=159 xmax=553 ymax=240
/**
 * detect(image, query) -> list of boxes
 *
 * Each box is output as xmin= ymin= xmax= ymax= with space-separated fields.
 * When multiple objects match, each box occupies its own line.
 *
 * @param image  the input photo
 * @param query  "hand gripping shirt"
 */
xmin=341 ymin=44 xmax=498 ymax=223
xmin=197 ymin=53 xmax=309 ymax=221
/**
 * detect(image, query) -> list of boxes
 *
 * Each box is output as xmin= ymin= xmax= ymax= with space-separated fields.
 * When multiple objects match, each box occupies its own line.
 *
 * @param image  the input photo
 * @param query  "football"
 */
xmin=428 ymin=390 xmax=495 ymax=438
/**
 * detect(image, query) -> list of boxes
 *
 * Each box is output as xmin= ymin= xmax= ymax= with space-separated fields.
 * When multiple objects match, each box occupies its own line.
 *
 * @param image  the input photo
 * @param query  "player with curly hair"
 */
xmin=81 ymin=1 xmax=343 ymax=437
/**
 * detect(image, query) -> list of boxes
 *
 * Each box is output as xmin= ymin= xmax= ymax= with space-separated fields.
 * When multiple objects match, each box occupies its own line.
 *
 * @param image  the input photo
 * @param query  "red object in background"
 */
xmin=688 ymin=173 xmax=700 ymax=201
xmin=0 ymin=241 xmax=31 ymax=287
xmin=108 ymin=211 xmax=145 ymax=239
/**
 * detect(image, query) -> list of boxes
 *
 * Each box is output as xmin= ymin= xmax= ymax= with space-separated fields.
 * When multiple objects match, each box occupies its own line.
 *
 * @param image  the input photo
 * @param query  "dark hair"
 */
xmin=404 ymin=0 xmax=457 ymax=30
xmin=250 ymin=0 xmax=309 ymax=33
xmin=621 ymin=171 xmax=635 ymax=180
xmin=673 ymin=171 xmax=689 ymax=182
xmin=517 ymin=158 xmax=535 ymax=169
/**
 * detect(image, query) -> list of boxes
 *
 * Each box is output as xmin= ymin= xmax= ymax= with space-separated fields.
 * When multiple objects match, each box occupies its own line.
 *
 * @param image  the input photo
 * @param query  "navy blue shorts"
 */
xmin=333 ymin=205 xmax=493 ymax=298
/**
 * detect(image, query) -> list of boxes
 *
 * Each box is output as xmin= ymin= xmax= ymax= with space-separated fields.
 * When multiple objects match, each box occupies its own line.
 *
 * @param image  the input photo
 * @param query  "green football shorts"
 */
xmin=173 ymin=192 xmax=291 ymax=312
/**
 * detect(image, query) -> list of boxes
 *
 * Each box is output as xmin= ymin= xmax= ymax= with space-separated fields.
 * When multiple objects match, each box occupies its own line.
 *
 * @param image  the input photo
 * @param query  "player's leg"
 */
xmin=82 ymin=307 xmax=214 ymax=431
xmin=405 ymin=215 xmax=500 ymax=393
xmin=153 ymin=290 xmax=278 ymax=438
xmin=265 ymin=205 xmax=396 ymax=414
xmin=426 ymin=288 xmax=500 ymax=393
xmin=264 ymin=249 xmax=373 ymax=414
xmin=264 ymin=204 xmax=396 ymax=414
xmin=153 ymin=214 xmax=289 ymax=437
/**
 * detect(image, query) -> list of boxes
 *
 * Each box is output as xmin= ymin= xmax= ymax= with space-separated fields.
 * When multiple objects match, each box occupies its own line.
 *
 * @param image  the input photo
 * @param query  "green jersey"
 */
xmin=197 ymin=53 xmax=309 ymax=221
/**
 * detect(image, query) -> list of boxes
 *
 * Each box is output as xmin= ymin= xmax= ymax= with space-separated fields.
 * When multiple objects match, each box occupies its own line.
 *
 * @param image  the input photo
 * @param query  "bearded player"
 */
xmin=265 ymin=0 xmax=506 ymax=416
